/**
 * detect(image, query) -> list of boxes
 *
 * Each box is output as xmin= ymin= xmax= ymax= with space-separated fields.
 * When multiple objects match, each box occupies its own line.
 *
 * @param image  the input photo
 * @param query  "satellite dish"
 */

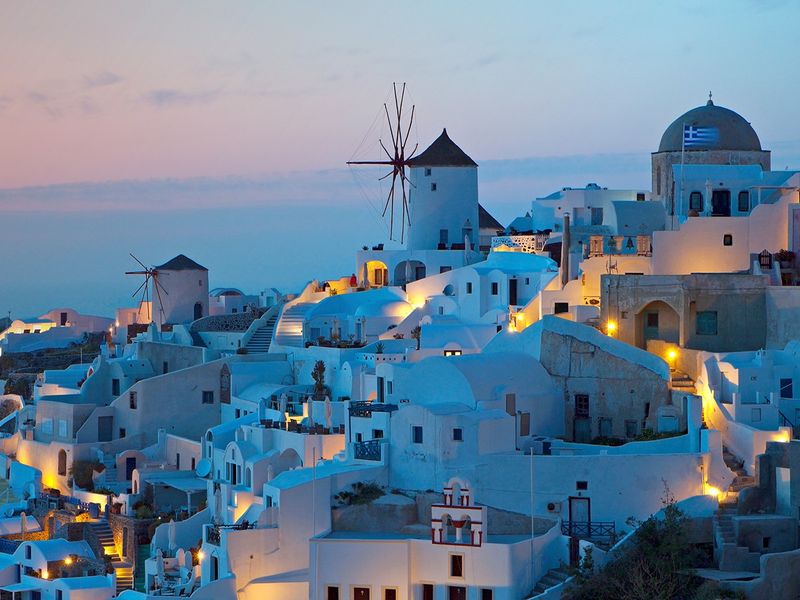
xmin=195 ymin=458 xmax=211 ymax=478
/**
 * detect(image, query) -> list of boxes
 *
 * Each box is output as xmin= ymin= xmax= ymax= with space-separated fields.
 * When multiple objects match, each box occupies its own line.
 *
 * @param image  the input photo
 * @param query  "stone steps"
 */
xmin=532 ymin=567 xmax=571 ymax=595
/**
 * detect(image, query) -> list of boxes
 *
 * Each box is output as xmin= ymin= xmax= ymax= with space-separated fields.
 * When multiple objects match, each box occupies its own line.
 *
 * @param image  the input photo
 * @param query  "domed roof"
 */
xmin=657 ymin=97 xmax=762 ymax=153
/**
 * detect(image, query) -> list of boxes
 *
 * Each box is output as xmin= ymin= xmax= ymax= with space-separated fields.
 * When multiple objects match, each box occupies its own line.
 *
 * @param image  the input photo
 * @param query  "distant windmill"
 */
xmin=125 ymin=254 xmax=169 ymax=326
xmin=347 ymin=82 xmax=418 ymax=243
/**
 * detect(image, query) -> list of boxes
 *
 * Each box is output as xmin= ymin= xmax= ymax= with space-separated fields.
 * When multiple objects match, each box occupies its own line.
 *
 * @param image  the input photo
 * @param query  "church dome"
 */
xmin=657 ymin=98 xmax=762 ymax=153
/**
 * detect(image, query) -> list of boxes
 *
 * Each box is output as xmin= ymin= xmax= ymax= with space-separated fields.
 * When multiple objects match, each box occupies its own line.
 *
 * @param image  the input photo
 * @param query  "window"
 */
xmin=763 ymin=536 xmax=771 ymax=550
xmin=377 ymin=376 xmax=385 ymax=403
xmin=575 ymin=394 xmax=589 ymax=417
xmin=60 ymin=311 xmax=68 ymax=326
xmin=656 ymin=166 xmax=661 ymax=195
xmin=235 ymin=409 xmax=241 ymax=419
xmin=625 ymin=420 xmax=638 ymax=439
xmin=439 ymin=266 xmax=451 ymax=274
xmin=723 ymin=234 xmax=733 ymax=246
xmin=431 ymin=183 xmax=437 ymax=192
xmin=383 ymin=589 xmax=397 ymax=600
xmin=738 ymin=190 xmax=750 ymax=212
xmin=202 ymin=391 xmax=214 ymax=404
xmin=112 ymin=379 xmax=120 ymax=396
xmin=129 ymin=391 xmax=137 ymax=409
xmin=752 ymin=408 xmax=762 ymax=422
xmin=590 ymin=207 xmax=603 ymax=226
xmin=453 ymin=428 xmax=463 ymax=441
xmin=780 ymin=378 xmax=793 ymax=399
xmin=443 ymin=349 xmax=462 ymax=357
xmin=326 ymin=586 xmax=340 ymax=600
xmin=554 ymin=302 xmax=569 ymax=314
xmin=176 ymin=453 xmax=181 ymax=470
xmin=25 ymin=545 xmax=31 ymax=559
xmin=353 ymin=587 xmax=370 ymax=600
xmin=491 ymin=282 xmax=499 ymax=295
xmin=636 ymin=193 xmax=646 ymax=202
xmin=372 ymin=429 xmax=384 ymax=439
xmin=191 ymin=457 xmax=196 ymax=471
xmin=505 ymin=393 xmax=516 ymax=416
xmin=119 ymin=428 xmax=126 ymax=438
xmin=520 ymin=412 xmax=530 ymax=436
xmin=466 ymin=282 xmax=473 ymax=294
xmin=696 ymin=311 xmax=718 ymax=335
xmin=56 ymin=590 xmax=63 ymax=600
xmin=646 ymin=312 xmax=659 ymax=328
xmin=412 ymin=426 xmax=423 ymax=444
xmin=689 ymin=191 xmax=703 ymax=211
xmin=163 ymin=361 xmax=169 ymax=374
xmin=387 ymin=381 xmax=393 ymax=394
xmin=599 ymin=417 xmax=613 ymax=437
xmin=576 ymin=481 xmax=588 ymax=491
xmin=422 ymin=584 xmax=434 ymax=600
xmin=439 ymin=229 xmax=449 ymax=245
xmin=450 ymin=554 xmax=464 ymax=577
xmin=424 ymin=168 xmax=431 ymax=177
xmin=199 ymin=279 xmax=203 ymax=286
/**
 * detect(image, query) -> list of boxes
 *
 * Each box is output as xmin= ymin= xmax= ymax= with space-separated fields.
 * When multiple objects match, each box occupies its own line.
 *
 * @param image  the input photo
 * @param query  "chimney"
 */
xmin=560 ymin=213 xmax=570 ymax=286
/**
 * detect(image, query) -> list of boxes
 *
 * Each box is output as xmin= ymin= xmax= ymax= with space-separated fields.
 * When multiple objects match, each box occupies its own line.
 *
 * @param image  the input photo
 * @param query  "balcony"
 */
xmin=584 ymin=235 xmax=652 ymax=258
xmin=353 ymin=439 xmax=382 ymax=461
xmin=205 ymin=521 xmax=256 ymax=546
xmin=348 ymin=401 xmax=398 ymax=418
xmin=561 ymin=520 xmax=616 ymax=543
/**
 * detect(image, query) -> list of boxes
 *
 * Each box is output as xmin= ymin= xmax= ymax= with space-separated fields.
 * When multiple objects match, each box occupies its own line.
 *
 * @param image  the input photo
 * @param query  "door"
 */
xmin=211 ymin=555 xmax=218 ymax=581
xmin=569 ymin=535 xmax=581 ymax=566
xmin=194 ymin=302 xmax=203 ymax=320
xmin=125 ymin=457 xmax=136 ymax=481
xmin=98 ymin=416 xmax=113 ymax=442
xmin=644 ymin=311 xmax=659 ymax=341
xmin=569 ymin=496 xmax=591 ymax=524
xmin=509 ymin=279 xmax=518 ymax=306
xmin=354 ymin=587 xmax=370 ymax=600
xmin=448 ymin=587 xmax=467 ymax=600
xmin=711 ymin=190 xmax=731 ymax=216
xmin=573 ymin=394 xmax=591 ymax=442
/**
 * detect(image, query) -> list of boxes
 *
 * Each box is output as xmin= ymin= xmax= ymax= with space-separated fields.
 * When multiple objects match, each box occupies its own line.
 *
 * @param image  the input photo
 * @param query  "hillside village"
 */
xmin=2 ymin=96 xmax=800 ymax=599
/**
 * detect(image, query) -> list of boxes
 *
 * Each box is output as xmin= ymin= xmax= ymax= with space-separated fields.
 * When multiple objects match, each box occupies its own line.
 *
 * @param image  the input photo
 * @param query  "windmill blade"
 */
xmin=400 ymin=173 xmax=410 ymax=243
xmin=402 ymin=106 xmax=416 ymax=154
xmin=379 ymin=139 xmax=394 ymax=162
xmin=382 ymin=173 xmax=397 ymax=217
xmin=383 ymin=103 xmax=398 ymax=149
xmin=153 ymin=277 xmax=168 ymax=325
xmin=131 ymin=276 xmax=149 ymax=298
xmin=129 ymin=253 xmax=149 ymax=271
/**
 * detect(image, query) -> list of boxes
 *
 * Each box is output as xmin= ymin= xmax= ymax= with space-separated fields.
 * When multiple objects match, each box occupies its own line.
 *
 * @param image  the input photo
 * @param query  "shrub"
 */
xmin=69 ymin=460 xmax=104 ymax=490
xmin=334 ymin=482 xmax=385 ymax=506
xmin=312 ymin=360 xmax=326 ymax=394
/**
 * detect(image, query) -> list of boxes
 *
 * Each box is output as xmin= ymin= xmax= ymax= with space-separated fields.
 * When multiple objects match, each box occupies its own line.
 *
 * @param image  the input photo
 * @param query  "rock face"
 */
xmin=332 ymin=494 xmax=417 ymax=533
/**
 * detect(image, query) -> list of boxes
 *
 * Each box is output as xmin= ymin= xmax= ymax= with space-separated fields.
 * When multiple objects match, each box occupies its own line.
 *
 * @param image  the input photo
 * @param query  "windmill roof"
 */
xmin=479 ymin=205 xmax=504 ymax=230
xmin=156 ymin=254 xmax=208 ymax=271
xmin=407 ymin=129 xmax=477 ymax=168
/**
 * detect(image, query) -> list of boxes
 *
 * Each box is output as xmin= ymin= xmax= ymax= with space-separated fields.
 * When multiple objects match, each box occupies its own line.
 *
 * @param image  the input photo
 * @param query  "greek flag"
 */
xmin=684 ymin=124 xmax=719 ymax=147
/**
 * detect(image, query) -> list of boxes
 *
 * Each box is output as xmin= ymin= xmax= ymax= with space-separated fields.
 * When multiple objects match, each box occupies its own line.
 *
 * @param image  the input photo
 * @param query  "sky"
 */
xmin=1 ymin=0 xmax=799 ymax=317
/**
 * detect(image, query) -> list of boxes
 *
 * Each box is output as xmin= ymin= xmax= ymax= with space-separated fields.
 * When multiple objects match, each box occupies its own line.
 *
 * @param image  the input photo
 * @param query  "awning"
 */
xmin=1 ymin=581 xmax=43 ymax=592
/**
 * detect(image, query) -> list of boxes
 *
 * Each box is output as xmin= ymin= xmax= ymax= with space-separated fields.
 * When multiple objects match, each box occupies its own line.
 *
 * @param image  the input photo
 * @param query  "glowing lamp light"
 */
xmin=667 ymin=348 xmax=678 ymax=361
xmin=606 ymin=320 xmax=617 ymax=335
xmin=64 ymin=556 xmax=73 ymax=566
xmin=705 ymin=485 xmax=722 ymax=498
xmin=41 ymin=570 xmax=49 ymax=579
xmin=197 ymin=550 xmax=205 ymax=561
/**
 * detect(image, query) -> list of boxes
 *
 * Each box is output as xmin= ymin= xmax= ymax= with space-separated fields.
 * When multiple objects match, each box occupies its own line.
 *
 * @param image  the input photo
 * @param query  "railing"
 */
xmin=491 ymin=235 xmax=548 ymax=253
xmin=561 ymin=520 xmax=616 ymax=542
xmin=348 ymin=401 xmax=398 ymax=418
xmin=205 ymin=521 xmax=256 ymax=546
xmin=353 ymin=440 xmax=382 ymax=461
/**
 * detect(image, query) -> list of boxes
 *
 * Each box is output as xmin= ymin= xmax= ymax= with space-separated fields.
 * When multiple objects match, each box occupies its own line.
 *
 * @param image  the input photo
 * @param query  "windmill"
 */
xmin=125 ymin=254 xmax=169 ymax=327
xmin=347 ymin=82 xmax=418 ymax=243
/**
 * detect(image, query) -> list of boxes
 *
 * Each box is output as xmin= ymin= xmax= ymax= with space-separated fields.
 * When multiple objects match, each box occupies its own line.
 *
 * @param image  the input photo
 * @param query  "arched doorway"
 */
xmin=364 ymin=261 xmax=389 ymax=288
xmin=194 ymin=302 xmax=203 ymax=320
xmin=57 ymin=449 xmax=67 ymax=476
xmin=394 ymin=260 xmax=426 ymax=286
xmin=635 ymin=301 xmax=680 ymax=349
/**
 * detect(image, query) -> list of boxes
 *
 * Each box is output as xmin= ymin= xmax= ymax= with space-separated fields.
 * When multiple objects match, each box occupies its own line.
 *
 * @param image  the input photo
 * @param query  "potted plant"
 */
xmin=776 ymin=249 xmax=795 ymax=268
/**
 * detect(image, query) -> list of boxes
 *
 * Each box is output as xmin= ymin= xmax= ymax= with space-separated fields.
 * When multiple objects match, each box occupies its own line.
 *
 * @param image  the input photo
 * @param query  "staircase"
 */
xmin=670 ymin=369 xmax=695 ymax=393
xmin=88 ymin=520 xmax=132 ymax=594
xmin=245 ymin=312 xmax=278 ymax=353
xmin=532 ymin=566 xmax=571 ymax=596
xmin=101 ymin=457 xmax=118 ymax=486
xmin=713 ymin=448 xmax=759 ymax=572
xmin=273 ymin=303 xmax=315 ymax=347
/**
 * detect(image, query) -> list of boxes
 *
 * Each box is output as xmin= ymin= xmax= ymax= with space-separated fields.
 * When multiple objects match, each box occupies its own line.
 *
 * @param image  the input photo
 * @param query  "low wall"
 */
xmin=151 ymin=507 xmax=210 ymax=554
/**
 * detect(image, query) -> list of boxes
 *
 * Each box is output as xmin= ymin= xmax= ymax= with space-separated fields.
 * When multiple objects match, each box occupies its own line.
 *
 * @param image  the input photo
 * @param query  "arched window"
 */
xmin=245 ymin=467 xmax=252 ymax=488
xmin=738 ymin=190 xmax=750 ymax=212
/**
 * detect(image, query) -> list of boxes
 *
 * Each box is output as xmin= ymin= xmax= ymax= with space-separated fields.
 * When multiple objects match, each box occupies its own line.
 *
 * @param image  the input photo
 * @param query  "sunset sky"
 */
xmin=2 ymin=1 xmax=799 ymax=316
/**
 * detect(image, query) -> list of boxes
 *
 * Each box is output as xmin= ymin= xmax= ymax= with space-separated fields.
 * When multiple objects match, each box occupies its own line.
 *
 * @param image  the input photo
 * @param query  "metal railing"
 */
xmin=348 ymin=401 xmax=398 ymax=418
xmin=561 ymin=520 xmax=616 ymax=542
xmin=353 ymin=439 xmax=382 ymax=461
